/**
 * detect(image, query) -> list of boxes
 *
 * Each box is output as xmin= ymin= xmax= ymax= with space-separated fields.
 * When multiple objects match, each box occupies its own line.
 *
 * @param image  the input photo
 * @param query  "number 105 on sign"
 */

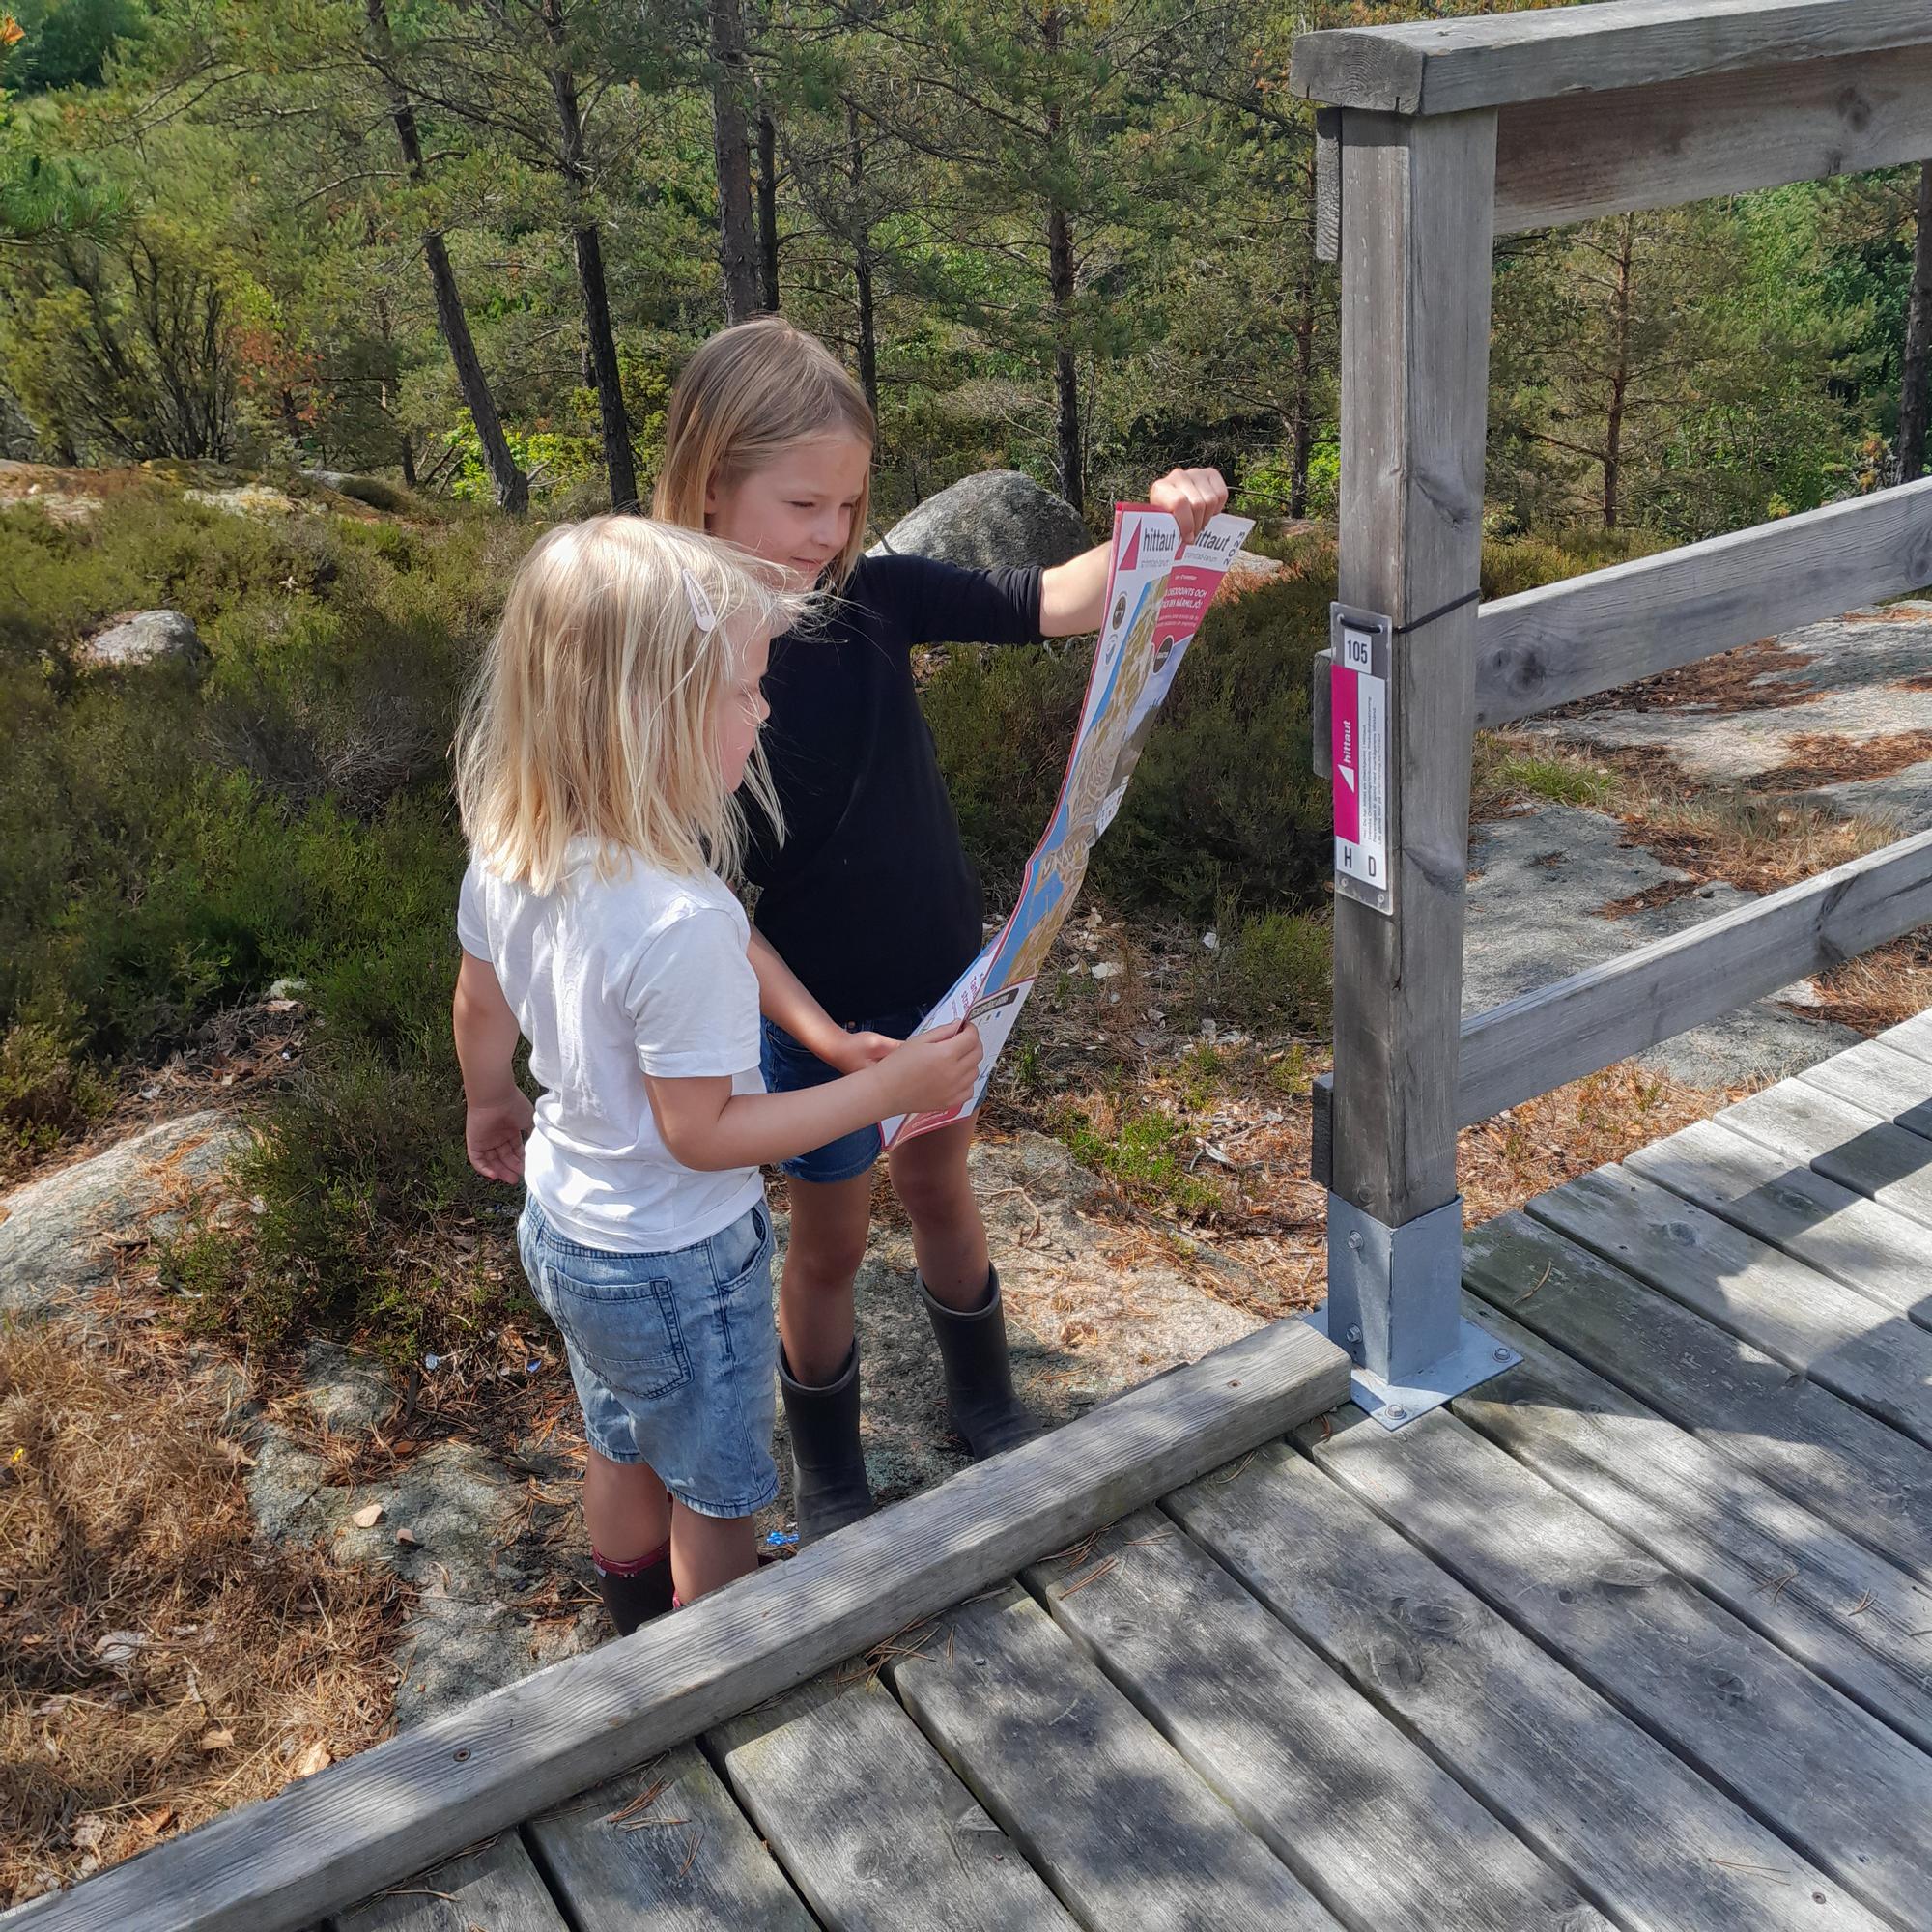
xmin=1328 ymin=606 xmax=1392 ymax=916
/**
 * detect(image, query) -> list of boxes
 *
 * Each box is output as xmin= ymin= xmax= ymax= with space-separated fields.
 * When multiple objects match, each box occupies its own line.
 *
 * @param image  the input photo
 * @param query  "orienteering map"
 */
xmin=883 ymin=504 xmax=1253 ymax=1148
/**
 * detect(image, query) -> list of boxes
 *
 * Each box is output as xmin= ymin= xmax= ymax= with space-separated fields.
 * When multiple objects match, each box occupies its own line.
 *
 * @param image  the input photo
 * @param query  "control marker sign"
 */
xmin=1330 ymin=606 xmax=1391 ymax=915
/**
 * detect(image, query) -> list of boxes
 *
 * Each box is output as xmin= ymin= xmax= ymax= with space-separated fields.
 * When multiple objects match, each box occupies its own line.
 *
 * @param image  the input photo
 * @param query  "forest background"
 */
xmin=3 ymin=0 xmax=1931 ymax=1356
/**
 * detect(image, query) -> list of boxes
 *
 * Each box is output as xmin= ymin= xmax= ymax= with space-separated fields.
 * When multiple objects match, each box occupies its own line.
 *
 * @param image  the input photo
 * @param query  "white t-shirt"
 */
xmin=457 ymin=842 xmax=764 ymax=1253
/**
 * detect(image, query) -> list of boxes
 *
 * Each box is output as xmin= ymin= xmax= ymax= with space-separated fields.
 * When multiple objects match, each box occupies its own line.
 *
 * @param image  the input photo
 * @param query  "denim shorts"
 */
xmin=516 ymin=1196 xmax=779 ymax=1520
xmin=759 ymin=1007 xmax=929 ymax=1185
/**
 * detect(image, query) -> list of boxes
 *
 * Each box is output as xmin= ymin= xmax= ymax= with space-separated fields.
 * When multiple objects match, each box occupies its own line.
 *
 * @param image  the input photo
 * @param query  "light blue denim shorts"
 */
xmin=516 ymin=1196 xmax=779 ymax=1520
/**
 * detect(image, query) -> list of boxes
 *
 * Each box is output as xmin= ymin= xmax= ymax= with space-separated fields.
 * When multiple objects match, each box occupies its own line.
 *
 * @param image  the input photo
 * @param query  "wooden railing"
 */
xmin=1293 ymin=0 xmax=1932 ymax=1413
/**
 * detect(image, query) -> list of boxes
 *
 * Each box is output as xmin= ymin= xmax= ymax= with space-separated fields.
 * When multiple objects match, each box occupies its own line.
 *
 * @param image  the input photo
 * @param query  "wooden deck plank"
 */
xmin=1024 ymin=1509 xmax=1614 ymax=1932
xmin=1169 ymin=1440 xmax=1887 ymax=1932
xmin=1528 ymin=1165 xmax=1932 ymax=1448
xmin=1450 ymin=1298 xmax=1932 ymax=1755
xmin=709 ymin=1676 xmax=1075 ymax=1932
xmin=1876 ymin=1008 xmax=1932 ymax=1069
xmin=1802 ymin=1037 xmax=1932 ymax=1135
xmin=1463 ymin=1213 xmax=1932 ymax=1588
xmin=886 ymin=1588 xmax=1343 ymax=1932
xmin=1626 ymin=1118 xmax=1932 ymax=1331
xmin=523 ymin=1747 xmax=811 ymax=1932
xmin=1302 ymin=1406 xmax=1932 ymax=1932
xmin=1718 ymin=1080 xmax=1932 ymax=1230
xmin=330 ymin=1835 xmax=563 ymax=1932
xmin=8 ymin=1316 xmax=1346 ymax=1932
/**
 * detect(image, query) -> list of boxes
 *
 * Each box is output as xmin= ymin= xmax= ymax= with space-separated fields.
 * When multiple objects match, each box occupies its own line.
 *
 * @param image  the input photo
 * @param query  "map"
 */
xmin=883 ymin=504 xmax=1254 ymax=1147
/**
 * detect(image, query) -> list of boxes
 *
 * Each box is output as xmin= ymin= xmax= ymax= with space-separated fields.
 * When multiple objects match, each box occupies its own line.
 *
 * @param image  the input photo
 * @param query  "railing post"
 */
xmin=1316 ymin=104 xmax=1518 ymax=1425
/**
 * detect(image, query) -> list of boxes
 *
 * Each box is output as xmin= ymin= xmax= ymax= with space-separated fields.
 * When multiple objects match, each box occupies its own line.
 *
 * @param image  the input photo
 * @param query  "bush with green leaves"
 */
xmin=1 ymin=490 xmax=531 ymax=1343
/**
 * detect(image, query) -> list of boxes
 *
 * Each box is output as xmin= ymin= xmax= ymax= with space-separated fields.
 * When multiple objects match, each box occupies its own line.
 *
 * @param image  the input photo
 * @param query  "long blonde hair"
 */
xmin=455 ymin=516 xmax=808 ymax=895
xmin=654 ymin=316 xmax=877 ymax=588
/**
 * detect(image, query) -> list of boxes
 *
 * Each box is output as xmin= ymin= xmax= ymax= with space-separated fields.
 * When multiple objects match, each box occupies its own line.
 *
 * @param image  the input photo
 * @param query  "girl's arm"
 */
xmin=454 ymin=950 xmax=534 ymax=1182
xmin=645 ymin=1024 xmax=982 ymax=1172
xmin=747 ymin=928 xmax=897 ymax=1071
xmin=1038 ymin=467 xmax=1230 ymax=638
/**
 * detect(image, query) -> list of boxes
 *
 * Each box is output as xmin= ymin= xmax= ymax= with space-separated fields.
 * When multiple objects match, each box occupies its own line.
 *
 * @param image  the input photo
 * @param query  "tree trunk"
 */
xmin=1899 ymin=160 xmax=1932 ymax=485
xmin=365 ymin=211 xmax=414 ymax=485
xmin=570 ymin=224 xmax=638 ymax=508
xmin=1048 ymin=203 xmax=1081 ymax=514
xmin=846 ymin=101 xmax=876 ymax=415
xmin=707 ymin=0 xmax=760 ymax=324
xmin=541 ymin=0 xmax=638 ymax=510
xmin=362 ymin=0 xmax=526 ymax=514
xmin=757 ymin=107 xmax=781 ymax=311
xmin=1603 ymin=213 xmax=1636 ymax=529
xmin=1289 ymin=136 xmax=1320 ymax=519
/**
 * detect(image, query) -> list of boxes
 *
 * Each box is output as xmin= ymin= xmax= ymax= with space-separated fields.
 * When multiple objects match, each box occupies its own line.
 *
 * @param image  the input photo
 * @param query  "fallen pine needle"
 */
xmin=1059 ymin=1555 xmax=1119 ymax=1599
xmin=677 ymin=1830 xmax=705 ymax=1880
xmin=1516 ymin=1263 xmax=1552 ymax=1305
xmin=604 ymin=1776 xmax=668 ymax=1826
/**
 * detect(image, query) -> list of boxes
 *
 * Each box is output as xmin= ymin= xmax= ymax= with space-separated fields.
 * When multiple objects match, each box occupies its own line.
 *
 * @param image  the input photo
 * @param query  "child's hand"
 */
xmin=1149 ymin=467 xmax=1229 ymax=544
xmin=825 ymin=1029 xmax=900 ymax=1074
xmin=467 ymin=1090 xmax=535 ymax=1182
xmin=879 ymin=1022 xmax=983 ymax=1118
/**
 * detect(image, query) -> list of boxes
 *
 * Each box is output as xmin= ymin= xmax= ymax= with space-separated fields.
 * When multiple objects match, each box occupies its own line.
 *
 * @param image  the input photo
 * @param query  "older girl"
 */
xmin=653 ymin=318 xmax=1226 ymax=1541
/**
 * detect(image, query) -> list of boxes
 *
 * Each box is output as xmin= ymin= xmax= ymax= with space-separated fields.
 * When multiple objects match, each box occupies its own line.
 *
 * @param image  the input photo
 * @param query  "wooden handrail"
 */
xmin=1493 ymin=41 xmax=1932 ymax=235
xmin=1457 ymin=831 xmax=1932 ymax=1125
xmin=1476 ymin=479 xmax=1932 ymax=728
xmin=1292 ymin=0 xmax=1932 ymax=116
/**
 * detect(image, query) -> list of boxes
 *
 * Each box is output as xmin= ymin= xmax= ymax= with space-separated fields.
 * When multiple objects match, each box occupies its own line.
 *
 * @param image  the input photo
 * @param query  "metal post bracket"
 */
xmin=1309 ymin=1192 xmax=1519 ymax=1430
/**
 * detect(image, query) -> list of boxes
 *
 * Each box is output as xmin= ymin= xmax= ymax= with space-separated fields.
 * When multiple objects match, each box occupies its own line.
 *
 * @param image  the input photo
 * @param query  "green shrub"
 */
xmin=1182 ymin=909 xmax=1332 ymax=1035
xmin=1061 ymin=1105 xmax=1224 ymax=1218
xmin=0 ymin=1016 xmax=111 ymax=1173
xmin=1480 ymin=526 xmax=1666 ymax=601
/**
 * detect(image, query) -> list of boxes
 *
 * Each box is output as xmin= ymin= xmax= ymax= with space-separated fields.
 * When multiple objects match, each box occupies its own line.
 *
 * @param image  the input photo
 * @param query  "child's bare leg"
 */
xmin=669 ymin=1503 xmax=758 ymax=1602
xmin=777 ymin=1171 xmax=873 ymax=1384
xmin=582 ymin=1449 xmax=675 ymax=1635
xmin=582 ymin=1447 xmax=671 ymax=1558
xmin=888 ymin=1120 xmax=990 ymax=1308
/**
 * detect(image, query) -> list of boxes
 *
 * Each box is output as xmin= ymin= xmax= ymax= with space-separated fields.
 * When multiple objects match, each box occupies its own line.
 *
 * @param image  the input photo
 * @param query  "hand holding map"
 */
xmin=883 ymin=504 xmax=1254 ymax=1148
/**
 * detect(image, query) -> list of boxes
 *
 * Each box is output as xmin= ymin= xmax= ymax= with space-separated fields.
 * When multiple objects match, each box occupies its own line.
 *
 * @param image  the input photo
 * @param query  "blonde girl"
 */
xmin=451 ymin=516 xmax=980 ymax=1626
xmin=654 ymin=317 xmax=1227 ymax=1543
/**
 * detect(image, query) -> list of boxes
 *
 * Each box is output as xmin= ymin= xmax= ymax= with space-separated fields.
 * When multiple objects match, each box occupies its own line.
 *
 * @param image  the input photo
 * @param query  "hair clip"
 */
xmin=681 ymin=567 xmax=718 ymax=634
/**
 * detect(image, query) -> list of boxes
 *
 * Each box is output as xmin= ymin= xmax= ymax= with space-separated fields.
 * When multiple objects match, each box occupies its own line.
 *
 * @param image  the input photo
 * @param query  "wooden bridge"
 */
xmin=14 ymin=3 xmax=1932 ymax=1927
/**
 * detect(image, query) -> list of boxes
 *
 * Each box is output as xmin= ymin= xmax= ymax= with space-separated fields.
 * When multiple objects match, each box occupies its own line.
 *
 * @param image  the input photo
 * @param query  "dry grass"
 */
xmin=1472 ymin=729 xmax=1902 ymax=896
xmin=1804 ymin=933 xmax=1932 ymax=1036
xmin=1458 ymin=1065 xmax=1734 ymax=1225
xmin=1 ymin=1318 xmax=402 ymax=1909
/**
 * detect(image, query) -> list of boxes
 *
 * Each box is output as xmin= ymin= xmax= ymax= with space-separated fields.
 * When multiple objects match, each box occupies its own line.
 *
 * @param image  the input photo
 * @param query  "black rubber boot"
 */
xmin=923 ymin=1267 xmax=1042 ymax=1460
xmin=779 ymin=1344 xmax=877 ymax=1545
xmin=593 ymin=1541 xmax=673 ymax=1635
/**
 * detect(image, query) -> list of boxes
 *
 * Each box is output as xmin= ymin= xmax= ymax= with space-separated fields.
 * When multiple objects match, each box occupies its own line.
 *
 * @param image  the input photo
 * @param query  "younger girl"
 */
xmin=451 ymin=516 xmax=980 ymax=1627
xmin=653 ymin=318 xmax=1226 ymax=1542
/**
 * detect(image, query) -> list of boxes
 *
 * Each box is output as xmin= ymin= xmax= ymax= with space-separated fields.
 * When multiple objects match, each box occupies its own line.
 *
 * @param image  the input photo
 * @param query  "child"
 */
xmin=653 ymin=317 xmax=1227 ymax=1542
xmin=450 ymin=515 xmax=981 ymax=1628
